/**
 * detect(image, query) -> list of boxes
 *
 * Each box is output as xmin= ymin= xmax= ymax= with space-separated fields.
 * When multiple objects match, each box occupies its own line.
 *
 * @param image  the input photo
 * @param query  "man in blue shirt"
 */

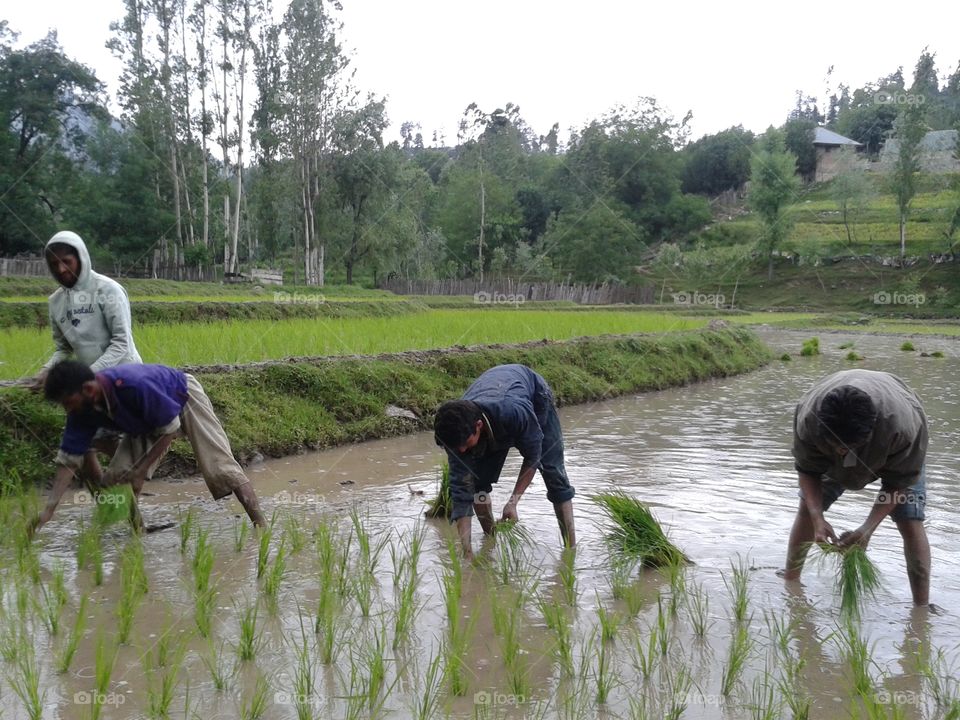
xmin=32 ymin=360 xmax=266 ymax=534
xmin=434 ymin=364 xmax=576 ymax=558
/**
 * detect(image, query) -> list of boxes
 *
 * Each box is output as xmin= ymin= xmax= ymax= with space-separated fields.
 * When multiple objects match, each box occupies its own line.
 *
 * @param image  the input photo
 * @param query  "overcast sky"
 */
xmin=5 ymin=0 xmax=959 ymax=143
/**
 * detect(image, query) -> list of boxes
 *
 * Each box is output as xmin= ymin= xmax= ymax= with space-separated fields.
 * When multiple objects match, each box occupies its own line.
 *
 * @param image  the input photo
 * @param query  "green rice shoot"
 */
xmin=591 ymin=492 xmax=688 ymax=568
xmin=813 ymin=543 xmax=882 ymax=618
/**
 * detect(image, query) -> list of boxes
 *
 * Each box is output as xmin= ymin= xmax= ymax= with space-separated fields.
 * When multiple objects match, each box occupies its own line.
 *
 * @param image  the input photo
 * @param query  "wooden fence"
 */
xmin=0 ymin=257 xmax=47 ymax=277
xmin=381 ymin=278 xmax=655 ymax=305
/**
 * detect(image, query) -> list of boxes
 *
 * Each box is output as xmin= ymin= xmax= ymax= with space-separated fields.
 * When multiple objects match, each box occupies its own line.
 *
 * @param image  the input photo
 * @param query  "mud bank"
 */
xmin=0 ymin=327 xmax=769 ymax=486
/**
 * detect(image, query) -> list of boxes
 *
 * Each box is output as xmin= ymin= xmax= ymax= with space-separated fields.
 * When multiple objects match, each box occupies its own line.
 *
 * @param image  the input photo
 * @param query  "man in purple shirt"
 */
xmin=31 ymin=360 xmax=265 ymax=533
xmin=434 ymin=364 xmax=576 ymax=559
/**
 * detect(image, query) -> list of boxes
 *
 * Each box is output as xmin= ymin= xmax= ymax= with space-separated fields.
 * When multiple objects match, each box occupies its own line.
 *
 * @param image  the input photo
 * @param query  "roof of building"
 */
xmin=813 ymin=127 xmax=864 ymax=147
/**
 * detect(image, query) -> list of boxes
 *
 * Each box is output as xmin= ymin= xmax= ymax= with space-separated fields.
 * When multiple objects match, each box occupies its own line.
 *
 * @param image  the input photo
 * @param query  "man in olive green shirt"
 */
xmin=782 ymin=369 xmax=931 ymax=606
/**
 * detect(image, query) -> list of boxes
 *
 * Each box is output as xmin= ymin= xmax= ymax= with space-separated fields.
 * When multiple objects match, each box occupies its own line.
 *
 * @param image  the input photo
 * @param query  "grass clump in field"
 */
xmin=814 ymin=543 xmax=881 ymax=619
xmin=591 ymin=492 xmax=688 ymax=567
xmin=800 ymin=337 xmax=820 ymax=356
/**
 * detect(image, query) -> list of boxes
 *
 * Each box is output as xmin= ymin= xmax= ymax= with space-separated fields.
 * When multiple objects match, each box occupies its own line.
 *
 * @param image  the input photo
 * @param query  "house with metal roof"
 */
xmin=813 ymin=127 xmax=865 ymax=182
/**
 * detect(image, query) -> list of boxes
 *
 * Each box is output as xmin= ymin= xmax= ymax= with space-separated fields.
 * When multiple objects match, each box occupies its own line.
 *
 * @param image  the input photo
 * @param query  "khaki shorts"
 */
xmin=103 ymin=374 xmax=249 ymax=500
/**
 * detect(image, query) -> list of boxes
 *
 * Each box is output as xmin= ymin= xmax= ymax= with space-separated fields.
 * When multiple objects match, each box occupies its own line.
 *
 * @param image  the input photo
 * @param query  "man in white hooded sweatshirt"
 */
xmin=29 ymin=231 xmax=143 ymax=488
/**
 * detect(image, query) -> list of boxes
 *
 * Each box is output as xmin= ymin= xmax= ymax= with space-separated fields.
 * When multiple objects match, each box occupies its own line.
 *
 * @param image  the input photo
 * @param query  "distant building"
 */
xmin=813 ymin=127 xmax=865 ymax=182
xmin=879 ymin=129 xmax=960 ymax=173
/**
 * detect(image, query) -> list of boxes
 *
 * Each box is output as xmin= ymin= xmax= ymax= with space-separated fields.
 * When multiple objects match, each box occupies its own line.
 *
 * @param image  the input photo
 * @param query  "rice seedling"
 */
xmin=256 ymin=523 xmax=273 ymax=579
xmin=234 ymin=515 xmax=250 ymax=552
xmin=491 ymin=590 xmax=529 ymax=699
xmin=201 ymin=638 xmax=235 ymax=691
xmin=721 ymin=619 xmax=754 ymax=696
xmin=442 ymin=621 xmax=472 ymax=698
xmin=838 ymin=342 xmax=854 ymax=350
xmin=835 ymin=619 xmax=876 ymax=699
xmin=361 ymin=624 xmax=394 ymax=711
xmin=315 ymin=584 xmax=342 ymax=665
xmin=539 ymin=596 xmax=574 ymax=674
xmin=610 ymin=555 xmax=645 ymax=617
xmin=558 ymin=549 xmax=578 ymax=606
xmin=655 ymin=593 xmax=670 ymax=657
xmin=724 ymin=556 xmax=751 ymax=623
xmin=917 ymin=644 xmax=960 ymax=709
xmin=409 ymin=650 xmax=445 ymax=720
xmin=284 ymin=515 xmax=308 ymax=555
xmin=77 ymin=518 xmax=104 ymax=585
xmin=240 ymin=672 xmax=270 ymax=720
xmin=591 ymin=492 xmax=688 ymax=567
xmin=663 ymin=662 xmax=694 ymax=720
xmin=192 ymin=527 xmax=216 ymax=636
xmin=596 ymin=596 xmax=622 ymax=643
xmin=390 ymin=525 xmax=425 ymax=649
xmin=5 ymin=641 xmax=45 ymax=720
xmin=90 ymin=635 xmax=119 ymax=720
xmin=0 ymin=606 xmax=26 ymax=663
xmin=291 ymin=608 xmax=317 ymax=720
xmin=34 ymin=572 xmax=68 ymax=635
xmin=900 ymin=341 xmax=915 ymax=351
xmin=596 ymin=637 xmax=614 ymax=704
xmin=764 ymin=609 xmax=799 ymax=658
xmin=116 ymin=537 xmax=148 ymax=644
xmin=341 ymin=625 xmax=399 ymax=719
xmin=633 ymin=622 xmax=660 ymax=680
xmin=177 ymin=505 xmax=197 ymax=555
xmin=629 ymin=694 xmax=659 ymax=720
xmin=15 ymin=574 xmax=30 ymax=617
xmin=749 ymin=671 xmax=783 ymax=720
xmin=665 ymin=552 xmax=687 ymax=617
xmin=813 ymin=543 xmax=881 ymax=619
xmin=350 ymin=508 xmax=388 ymax=617
xmin=236 ymin=597 xmax=263 ymax=662
xmin=493 ymin=520 xmax=537 ymax=586
xmin=56 ymin=593 xmax=89 ymax=673
xmin=686 ymin=581 xmax=712 ymax=639
xmin=263 ymin=538 xmax=288 ymax=610
xmin=777 ymin=657 xmax=810 ymax=720
xmin=144 ymin=627 xmax=189 ymax=719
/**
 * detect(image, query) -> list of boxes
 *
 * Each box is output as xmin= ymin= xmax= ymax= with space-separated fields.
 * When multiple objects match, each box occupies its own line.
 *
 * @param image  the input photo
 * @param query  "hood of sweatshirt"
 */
xmin=45 ymin=230 xmax=94 ymax=290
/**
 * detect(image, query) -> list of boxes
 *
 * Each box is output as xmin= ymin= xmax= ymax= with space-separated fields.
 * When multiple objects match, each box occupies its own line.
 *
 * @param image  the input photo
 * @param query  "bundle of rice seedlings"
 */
xmin=92 ymin=485 xmax=134 ymax=526
xmin=423 ymin=462 xmax=451 ymax=519
xmin=591 ymin=492 xmax=689 ymax=568
xmin=813 ymin=543 xmax=881 ymax=618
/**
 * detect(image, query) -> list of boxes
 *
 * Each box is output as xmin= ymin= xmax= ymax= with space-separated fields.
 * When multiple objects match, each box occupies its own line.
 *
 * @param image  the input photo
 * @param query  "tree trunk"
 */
xmin=767 ymin=252 xmax=774 ymax=281
xmin=899 ymin=214 xmax=906 ymax=262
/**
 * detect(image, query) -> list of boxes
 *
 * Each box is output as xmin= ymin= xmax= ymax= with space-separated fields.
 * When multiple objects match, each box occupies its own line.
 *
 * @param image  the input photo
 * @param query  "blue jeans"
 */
xmin=800 ymin=467 xmax=927 ymax=522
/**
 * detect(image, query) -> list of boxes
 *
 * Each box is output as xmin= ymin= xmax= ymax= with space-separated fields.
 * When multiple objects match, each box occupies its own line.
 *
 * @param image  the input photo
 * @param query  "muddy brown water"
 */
xmin=6 ymin=328 xmax=960 ymax=719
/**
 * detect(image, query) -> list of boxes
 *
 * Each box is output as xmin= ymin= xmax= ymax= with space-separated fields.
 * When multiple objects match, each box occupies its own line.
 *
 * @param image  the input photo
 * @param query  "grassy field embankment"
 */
xmin=1 ymin=309 xmax=717 ymax=378
xmin=0 ymin=327 xmax=770 ymax=488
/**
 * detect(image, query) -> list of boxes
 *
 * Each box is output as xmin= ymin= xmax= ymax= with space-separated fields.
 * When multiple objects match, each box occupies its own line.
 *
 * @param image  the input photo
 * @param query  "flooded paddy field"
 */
xmin=4 ymin=329 xmax=960 ymax=719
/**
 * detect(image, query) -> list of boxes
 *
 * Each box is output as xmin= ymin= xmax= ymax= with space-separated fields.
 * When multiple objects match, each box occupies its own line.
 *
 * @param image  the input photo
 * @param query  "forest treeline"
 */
xmin=1 ymin=3 xmax=958 ymax=285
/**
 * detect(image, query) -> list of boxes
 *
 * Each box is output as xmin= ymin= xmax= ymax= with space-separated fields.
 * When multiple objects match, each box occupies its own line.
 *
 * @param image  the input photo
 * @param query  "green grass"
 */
xmin=1 ymin=309 xmax=710 ymax=378
xmin=591 ymin=492 xmax=689 ymax=567
xmin=800 ymin=337 xmax=820 ymax=357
